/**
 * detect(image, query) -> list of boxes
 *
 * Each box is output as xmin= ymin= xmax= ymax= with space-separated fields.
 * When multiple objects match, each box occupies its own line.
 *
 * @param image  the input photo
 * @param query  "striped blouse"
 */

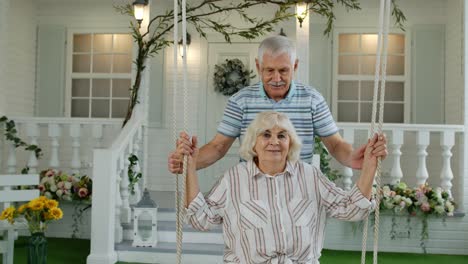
xmin=185 ymin=160 xmax=374 ymax=264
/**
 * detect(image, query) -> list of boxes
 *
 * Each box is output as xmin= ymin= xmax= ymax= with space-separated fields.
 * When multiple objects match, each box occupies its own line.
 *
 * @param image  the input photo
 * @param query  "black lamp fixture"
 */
xmin=296 ymin=1 xmax=310 ymax=28
xmin=133 ymin=0 xmax=149 ymax=28
xmin=178 ymin=32 xmax=191 ymax=58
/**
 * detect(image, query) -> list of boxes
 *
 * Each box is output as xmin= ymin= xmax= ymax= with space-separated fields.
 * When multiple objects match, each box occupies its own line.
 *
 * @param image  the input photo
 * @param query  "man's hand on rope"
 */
xmin=168 ymin=131 xmax=194 ymax=174
xmin=349 ymin=133 xmax=388 ymax=170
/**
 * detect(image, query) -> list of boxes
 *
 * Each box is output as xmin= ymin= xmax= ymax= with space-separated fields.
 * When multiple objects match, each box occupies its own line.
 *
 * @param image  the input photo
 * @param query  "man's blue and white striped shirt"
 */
xmin=218 ymin=81 xmax=339 ymax=163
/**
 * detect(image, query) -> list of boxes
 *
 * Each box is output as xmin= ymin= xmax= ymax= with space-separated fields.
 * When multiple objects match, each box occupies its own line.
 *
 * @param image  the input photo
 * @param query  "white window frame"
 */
xmin=65 ymin=28 xmax=137 ymax=118
xmin=332 ymin=27 xmax=411 ymax=123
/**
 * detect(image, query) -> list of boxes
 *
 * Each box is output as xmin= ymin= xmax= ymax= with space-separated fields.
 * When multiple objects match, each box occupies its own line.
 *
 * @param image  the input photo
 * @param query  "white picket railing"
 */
xmin=86 ymin=114 xmax=146 ymax=264
xmin=0 ymin=117 xmax=122 ymax=175
xmin=337 ymin=123 xmax=464 ymax=201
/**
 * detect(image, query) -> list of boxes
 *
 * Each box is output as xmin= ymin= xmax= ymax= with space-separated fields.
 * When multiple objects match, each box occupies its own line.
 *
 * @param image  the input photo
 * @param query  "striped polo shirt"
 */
xmin=218 ymin=81 xmax=339 ymax=162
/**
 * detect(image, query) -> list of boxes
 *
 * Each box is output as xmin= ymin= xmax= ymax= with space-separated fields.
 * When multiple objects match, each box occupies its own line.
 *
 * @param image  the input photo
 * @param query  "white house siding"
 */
xmin=0 ymin=0 xmax=9 ymax=115
xmin=445 ymin=0 xmax=463 ymax=125
xmin=3 ymin=0 xmax=37 ymax=116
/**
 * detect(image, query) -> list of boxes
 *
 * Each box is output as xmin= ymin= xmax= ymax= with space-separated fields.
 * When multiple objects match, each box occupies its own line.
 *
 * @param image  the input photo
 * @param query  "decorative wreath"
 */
xmin=213 ymin=58 xmax=255 ymax=96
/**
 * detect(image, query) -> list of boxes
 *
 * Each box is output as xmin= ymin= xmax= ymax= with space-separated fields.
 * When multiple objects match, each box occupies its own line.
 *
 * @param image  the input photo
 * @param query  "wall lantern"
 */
xmin=296 ymin=1 xmax=309 ymax=28
xmin=132 ymin=189 xmax=158 ymax=247
xmin=178 ymin=32 xmax=192 ymax=58
xmin=133 ymin=0 xmax=149 ymax=27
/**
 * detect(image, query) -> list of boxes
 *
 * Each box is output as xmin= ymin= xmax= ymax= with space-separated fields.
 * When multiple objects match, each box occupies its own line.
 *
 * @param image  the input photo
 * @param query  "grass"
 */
xmin=2 ymin=237 xmax=467 ymax=264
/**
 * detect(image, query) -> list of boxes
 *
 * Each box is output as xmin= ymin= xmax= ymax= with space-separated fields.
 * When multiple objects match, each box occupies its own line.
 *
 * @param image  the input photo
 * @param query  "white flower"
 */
xmin=382 ymin=186 xmax=391 ymax=197
xmin=57 ymin=182 xmax=64 ymax=189
xmin=50 ymin=185 xmax=57 ymax=192
xmin=434 ymin=205 xmax=445 ymax=214
xmin=404 ymin=197 xmax=413 ymax=206
xmin=62 ymin=194 xmax=72 ymax=201
xmin=56 ymin=189 xmax=63 ymax=197
xmin=64 ymin=182 xmax=72 ymax=190
xmin=394 ymin=195 xmax=402 ymax=203
xmin=44 ymin=191 xmax=52 ymax=199
xmin=40 ymin=177 xmax=48 ymax=184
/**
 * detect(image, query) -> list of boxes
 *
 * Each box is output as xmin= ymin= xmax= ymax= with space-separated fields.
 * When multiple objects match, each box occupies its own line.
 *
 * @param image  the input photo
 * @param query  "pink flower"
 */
xmin=45 ymin=170 xmax=55 ymax=177
xmin=421 ymin=202 xmax=431 ymax=212
xmin=38 ymin=184 xmax=45 ymax=192
xmin=78 ymin=188 xmax=88 ymax=198
xmin=57 ymin=182 xmax=64 ymax=189
xmin=390 ymin=191 xmax=396 ymax=197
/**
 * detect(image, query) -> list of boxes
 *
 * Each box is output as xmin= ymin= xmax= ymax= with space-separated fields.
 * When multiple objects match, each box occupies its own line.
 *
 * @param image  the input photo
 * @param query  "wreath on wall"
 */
xmin=213 ymin=58 xmax=256 ymax=96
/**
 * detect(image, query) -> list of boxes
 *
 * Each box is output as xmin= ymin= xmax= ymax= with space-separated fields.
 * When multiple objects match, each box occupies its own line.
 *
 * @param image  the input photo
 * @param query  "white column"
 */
xmin=342 ymin=128 xmax=354 ymax=190
xmin=86 ymin=149 xmax=117 ymax=264
xmin=70 ymin=124 xmax=81 ymax=174
xmin=114 ymin=156 xmax=123 ymax=243
xmin=415 ymin=131 xmax=430 ymax=186
xmin=25 ymin=123 xmax=40 ymax=173
xmin=48 ymin=124 xmax=61 ymax=169
xmin=92 ymin=124 xmax=103 ymax=148
xmin=462 ymin=0 xmax=468 ymax=212
xmin=0 ymin=0 xmax=9 ymax=116
xmin=295 ymin=4 xmax=309 ymax=85
xmin=440 ymin=131 xmax=455 ymax=198
xmin=390 ymin=130 xmax=403 ymax=184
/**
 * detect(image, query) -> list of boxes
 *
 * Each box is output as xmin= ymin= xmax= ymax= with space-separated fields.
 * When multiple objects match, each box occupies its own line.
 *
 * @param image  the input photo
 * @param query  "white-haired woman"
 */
xmin=183 ymin=111 xmax=385 ymax=264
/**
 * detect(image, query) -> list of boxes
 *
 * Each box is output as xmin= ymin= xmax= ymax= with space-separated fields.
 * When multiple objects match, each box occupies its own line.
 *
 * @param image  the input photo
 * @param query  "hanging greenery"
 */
xmin=214 ymin=59 xmax=256 ymax=96
xmin=0 ymin=116 xmax=43 ymax=173
xmin=128 ymin=154 xmax=142 ymax=195
xmin=314 ymin=136 xmax=342 ymax=181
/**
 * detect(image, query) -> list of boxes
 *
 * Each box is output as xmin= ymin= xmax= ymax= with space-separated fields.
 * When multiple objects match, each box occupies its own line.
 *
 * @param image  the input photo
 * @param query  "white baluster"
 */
xmin=114 ymin=156 xmax=123 ymax=243
xmin=342 ymin=128 xmax=354 ymax=190
xmin=70 ymin=124 xmax=81 ymax=174
xmin=390 ymin=130 xmax=403 ymax=185
xmin=48 ymin=124 xmax=61 ymax=169
xmin=129 ymin=131 xmax=142 ymax=205
xmin=25 ymin=123 xmax=40 ymax=173
xmin=7 ymin=141 xmax=16 ymax=174
xmin=416 ymin=131 xmax=430 ymax=186
xmin=92 ymin=124 xmax=103 ymax=148
xmin=440 ymin=131 xmax=454 ymax=198
xmin=120 ymin=152 xmax=131 ymax=224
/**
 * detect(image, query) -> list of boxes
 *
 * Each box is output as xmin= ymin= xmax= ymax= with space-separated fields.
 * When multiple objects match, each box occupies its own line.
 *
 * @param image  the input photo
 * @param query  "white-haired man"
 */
xmin=169 ymin=35 xmax=386 ymax=173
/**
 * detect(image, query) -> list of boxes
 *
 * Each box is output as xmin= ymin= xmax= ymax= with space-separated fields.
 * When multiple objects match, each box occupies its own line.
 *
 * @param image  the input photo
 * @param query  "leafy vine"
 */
xmin=128 ymin=154 xmax=142 ymax=195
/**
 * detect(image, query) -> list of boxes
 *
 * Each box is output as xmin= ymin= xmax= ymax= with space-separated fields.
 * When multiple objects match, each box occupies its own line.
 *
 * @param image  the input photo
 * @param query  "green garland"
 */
xmin=213 ymin=59 xmax=255 ymax=96
xmin=314 ymin=136 xmax=342 ymax=181
xmin=128 ymin=154 xmax=142 ymax=195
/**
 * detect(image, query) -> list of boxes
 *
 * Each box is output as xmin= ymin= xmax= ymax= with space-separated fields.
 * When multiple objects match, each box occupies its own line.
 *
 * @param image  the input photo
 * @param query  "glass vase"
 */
xmin=28 ymin=232 xmax=47 ymax=264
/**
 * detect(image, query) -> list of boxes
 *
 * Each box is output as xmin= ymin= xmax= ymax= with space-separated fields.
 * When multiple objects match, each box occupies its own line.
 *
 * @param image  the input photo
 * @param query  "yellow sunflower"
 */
xmin=49 ymin=207 xmax=63 ymax=220
xmin=0 ymin=207 xmax=16 ymax=224
xmin=29 ymin=200 xmax=44 ymax=211
xmin=17 ymin=204 xmax=28 ymax=214
xmin=45 ymin=199 xmax=58 ymax=209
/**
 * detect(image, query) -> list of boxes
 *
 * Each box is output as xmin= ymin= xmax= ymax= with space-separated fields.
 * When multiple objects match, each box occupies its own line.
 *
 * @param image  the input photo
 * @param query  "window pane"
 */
xmin=73 ymin=55 xmax=90 ymax=73
xmin=71 ymin=99 xmax=89 ymax=117
xmin=339 ymin=34 xmax=360 ymax=53
xmin=112 ymin=99 xmax=129 ymax=118
xmin=386 ymin=55 xmax=405 ymax=75
xmin=338 ymin=81 xmax=358 ymax=100
xmin=361 ymin=34 xmax=378 ymax=53
xmin=93 ymin=54 xmax=112 ymax=73
xmin=91 ymin=99 xmax=110 ymax=118
xmin=385 ymin=82 xmax=404 ymax=101
xmin=113 ymin=79 xmax=131 ymax=98
xmin=361 ymin=55 xmax=376 ymax=75
xmin=384 ymin=103 xmax=404 ymax=123
xmin=339 ymin=55 xmax=359 ymax=75
xmin=388 ymin=34 xmax=405 ymax=54
xmin=93 ymin=34 xmax=112 ymax=52
xmin=113 ymin=54 xmax=132 ymax=73
xmin=114 ymin=34 xmax=133 ymax=53
xmin=360 ymin=102 xmax=373 ymax=122
xmin=92 ymin=79 xmax=110 ymax=97
xmin=361 ymin=81 xmax=375 ymax=101
xmin=74 ymin=34 xmax=91 ymax=52
xmin=72 ymin=79 xmax=90 ymax=97
xmin=338 ymin=102 xmax=358 ymax=122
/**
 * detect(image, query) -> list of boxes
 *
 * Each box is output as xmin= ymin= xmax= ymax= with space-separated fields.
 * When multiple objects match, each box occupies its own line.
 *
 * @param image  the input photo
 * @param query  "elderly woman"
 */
xmin=183 ymin=111 xmax=385 ymax=264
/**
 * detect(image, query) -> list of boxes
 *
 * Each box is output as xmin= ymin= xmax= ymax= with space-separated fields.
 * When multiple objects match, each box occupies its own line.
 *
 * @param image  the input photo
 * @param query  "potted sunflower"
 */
xmin=0 ymin=196 xmax=63 ymax=264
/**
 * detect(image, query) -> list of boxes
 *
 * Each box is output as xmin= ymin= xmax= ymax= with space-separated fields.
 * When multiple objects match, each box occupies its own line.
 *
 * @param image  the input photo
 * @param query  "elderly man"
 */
xmin=169 ymin=35 xmax=386 ymax=173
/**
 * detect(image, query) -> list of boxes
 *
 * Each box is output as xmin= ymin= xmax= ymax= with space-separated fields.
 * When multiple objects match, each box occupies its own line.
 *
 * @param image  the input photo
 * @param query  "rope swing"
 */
xmin=173 ymin=0 xmax=188 ymax=263
xmin=361 ymin=0 xmax=391 ymax=263
xmin=171 ymin=0 xmax=391 ymax=263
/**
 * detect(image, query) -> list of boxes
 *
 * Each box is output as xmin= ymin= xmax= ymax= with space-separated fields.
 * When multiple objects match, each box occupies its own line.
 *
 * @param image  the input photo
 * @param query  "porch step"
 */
xmin=116 ymin=241 xmax=224 ymax=264
xmin=122 ymin=213 xmax=223 ymax=244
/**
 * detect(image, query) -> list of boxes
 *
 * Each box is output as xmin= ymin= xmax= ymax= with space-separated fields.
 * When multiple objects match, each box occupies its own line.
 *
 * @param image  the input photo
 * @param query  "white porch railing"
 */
xmin=0 ymin=117 xmax=122 ymax=175
xmin=337 ymin=123 xmax=464 ymax=204
xmin=86 ymin=114 xmax=146 ymax=264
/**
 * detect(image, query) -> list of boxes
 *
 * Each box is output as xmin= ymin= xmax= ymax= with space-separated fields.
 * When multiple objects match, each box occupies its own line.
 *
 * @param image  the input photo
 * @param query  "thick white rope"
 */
xmin=361 ymin=0 xmax=391 ymax=263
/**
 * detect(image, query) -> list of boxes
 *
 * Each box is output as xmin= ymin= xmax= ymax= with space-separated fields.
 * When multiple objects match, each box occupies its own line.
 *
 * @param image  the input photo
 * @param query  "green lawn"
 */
xmin=2 ymin=237 xmax=467 ymax=264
